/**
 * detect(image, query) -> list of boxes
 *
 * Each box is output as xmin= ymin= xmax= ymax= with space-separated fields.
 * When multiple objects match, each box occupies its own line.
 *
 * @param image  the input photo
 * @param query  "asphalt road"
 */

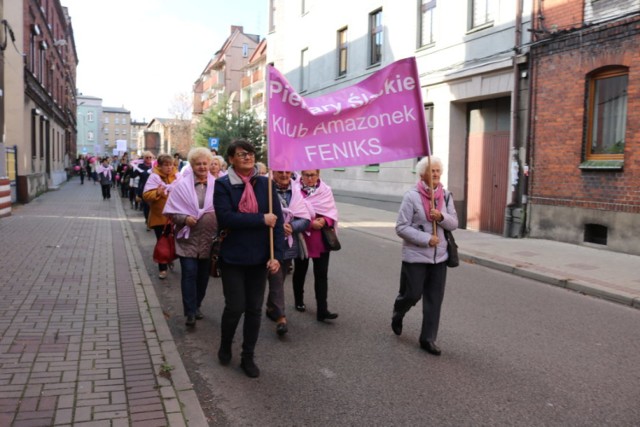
xmin=129 ymin=206 xmax=640 ymax=426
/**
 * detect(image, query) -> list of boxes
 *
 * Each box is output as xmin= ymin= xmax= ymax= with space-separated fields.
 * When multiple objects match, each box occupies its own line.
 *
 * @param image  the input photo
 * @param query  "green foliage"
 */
xmin=194 ymin=98 xmax=265 ymax=161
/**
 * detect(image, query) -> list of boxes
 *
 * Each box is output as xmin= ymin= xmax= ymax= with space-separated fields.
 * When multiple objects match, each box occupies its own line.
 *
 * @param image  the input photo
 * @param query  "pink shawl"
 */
xmin=302 ymin=180 xmax=338 ymax=222
xmin=97 ymin=164 xmax=113 ymax=180
xmin=143 ymin=170 xmax=181 ymax=194
xmin=281 ymin=181 xmax=312 ymax=246
xmin=416 ymin=181 xmax=444 ymax=223
xmin=162 ymin=172 xmax=215 ymax=239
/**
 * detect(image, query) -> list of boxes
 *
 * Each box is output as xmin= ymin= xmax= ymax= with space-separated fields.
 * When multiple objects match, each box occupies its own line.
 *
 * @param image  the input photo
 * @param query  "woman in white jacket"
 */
xmin=391 ymin=156 xmax=458 ymax=356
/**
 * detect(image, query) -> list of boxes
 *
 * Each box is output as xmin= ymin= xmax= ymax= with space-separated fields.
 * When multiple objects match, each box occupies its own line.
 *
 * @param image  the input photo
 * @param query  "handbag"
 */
xmin=153 ymin=222 xmax=176 ymax=264
xmin=321 ymin=225 xmax=341 ymax=251
xmin=443 ymin=192 xmax=459 ymax=267
xmin=443 ymin=229 xmax=459 ymax=267
xmin=209 ymin=229 xmax=228 ymax=278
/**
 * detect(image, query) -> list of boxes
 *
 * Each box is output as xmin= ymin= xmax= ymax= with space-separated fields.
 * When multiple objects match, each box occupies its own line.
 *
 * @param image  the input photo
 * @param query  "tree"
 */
xmin=168 ymin=92 xmax=192 ymax=120
xmin=194 ymin=98 xmax=265 ymax=160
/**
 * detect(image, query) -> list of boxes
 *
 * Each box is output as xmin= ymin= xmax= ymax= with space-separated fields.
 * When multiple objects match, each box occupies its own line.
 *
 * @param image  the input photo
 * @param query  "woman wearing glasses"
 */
xmin=292 ymin=169 xmax=339 ymax=322
xmin=213 ymin=139 xmax=284 ymax=378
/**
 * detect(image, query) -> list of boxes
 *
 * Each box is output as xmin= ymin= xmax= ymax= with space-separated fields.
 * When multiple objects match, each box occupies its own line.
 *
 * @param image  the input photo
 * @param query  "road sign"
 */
xmin=208 ymin=137 xmax=219 ymax=150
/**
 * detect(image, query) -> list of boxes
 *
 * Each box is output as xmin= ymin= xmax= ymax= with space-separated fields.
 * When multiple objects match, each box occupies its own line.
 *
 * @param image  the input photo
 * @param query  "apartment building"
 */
xmin=527 ymin=1 xmax=640 ymax=254
xmin=267 ymin=0 xmax=533 ymax=237
xmin=101 ymin=106 xmax=131 ymax=156
xmin=241 ymin=38 xmax=268 ymax=122
xmin=193 ymin=25 xmax=261 ymax=116
xmin=5 ymin=0 xmax=78 ymax=203
xmin=76 ymin=95 xmax=102 ymax=157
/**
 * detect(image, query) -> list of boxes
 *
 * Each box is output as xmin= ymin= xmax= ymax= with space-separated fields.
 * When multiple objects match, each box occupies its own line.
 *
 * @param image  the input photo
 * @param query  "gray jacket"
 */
xmin=396 ymin=187 xmax=458 ymax=264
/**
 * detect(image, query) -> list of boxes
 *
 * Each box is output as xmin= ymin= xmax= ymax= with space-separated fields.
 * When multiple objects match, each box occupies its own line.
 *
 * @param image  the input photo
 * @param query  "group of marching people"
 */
xmin=135 ymin=140 xmax=340 ymax=378
xmin=77 ymin=137 xmax=458 ymax=378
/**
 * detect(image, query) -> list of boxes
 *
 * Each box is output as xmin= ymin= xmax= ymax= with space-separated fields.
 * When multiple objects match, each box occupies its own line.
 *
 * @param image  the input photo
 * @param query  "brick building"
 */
xmin=527 ymin=1 xmax=640 ymax=254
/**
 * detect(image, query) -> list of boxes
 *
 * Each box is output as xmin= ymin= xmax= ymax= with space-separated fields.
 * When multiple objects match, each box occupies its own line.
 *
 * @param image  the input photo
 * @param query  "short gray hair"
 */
xmin=415 ymin=156 xmax=443 ymax=177
xmin=188 ymin=147 xmax=213 ymax=166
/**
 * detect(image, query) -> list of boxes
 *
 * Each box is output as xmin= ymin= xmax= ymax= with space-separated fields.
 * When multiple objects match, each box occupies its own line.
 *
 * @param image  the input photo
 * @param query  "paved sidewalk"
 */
xmin=0 ymin=180 xmax=207 ymax=426
xmin=338 ymin=202 xmax=640 ymax=310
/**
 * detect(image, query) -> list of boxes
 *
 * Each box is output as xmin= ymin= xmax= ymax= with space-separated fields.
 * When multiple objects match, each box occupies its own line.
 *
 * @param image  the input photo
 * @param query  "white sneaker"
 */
xmin=158 ymin=271 xmax=167 ymax=279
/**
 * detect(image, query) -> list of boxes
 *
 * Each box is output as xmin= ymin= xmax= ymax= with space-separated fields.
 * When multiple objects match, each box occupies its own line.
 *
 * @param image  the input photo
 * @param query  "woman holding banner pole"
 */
xmin=214 ymin=139 xmax=284 ymax=378
xmin=391 ymin=156 xmax=458 ymax=356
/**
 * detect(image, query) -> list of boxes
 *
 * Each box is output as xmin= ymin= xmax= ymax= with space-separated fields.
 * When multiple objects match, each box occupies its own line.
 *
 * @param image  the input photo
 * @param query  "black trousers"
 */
xmin=292 ymin=251 xmax=330 ymax=314
xmin=393 ymin=261 xmax=447 ymax=343
xmin=101 ymin=184 xmax=111 ymax=199
xmin=220 ymin=263 xmax=268 ymax=357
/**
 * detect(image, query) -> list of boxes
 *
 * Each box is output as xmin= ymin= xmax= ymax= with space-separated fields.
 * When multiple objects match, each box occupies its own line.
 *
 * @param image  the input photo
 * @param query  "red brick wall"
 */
xmin=529 ymin=16 xmax=640 ymax=213
xmin=534 ymin=0 xmax=584 ymax=33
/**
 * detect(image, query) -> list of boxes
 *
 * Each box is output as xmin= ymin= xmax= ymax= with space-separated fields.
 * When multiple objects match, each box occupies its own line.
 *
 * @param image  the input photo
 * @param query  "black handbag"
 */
xmin=209 ymin=229 xmax=228 ymax=278
xmin=443 ymin=229 xmax=459 ymax=268
xmin=321 ymin=225 xmax=341 ymax=251
xmin=443 ymin=192 xmax=459 ymax=267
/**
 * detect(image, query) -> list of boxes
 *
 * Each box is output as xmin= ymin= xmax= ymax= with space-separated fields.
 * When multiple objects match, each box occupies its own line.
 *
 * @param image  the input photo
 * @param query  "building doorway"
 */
xmin=466 ymin=97 xmax=510 ymax=234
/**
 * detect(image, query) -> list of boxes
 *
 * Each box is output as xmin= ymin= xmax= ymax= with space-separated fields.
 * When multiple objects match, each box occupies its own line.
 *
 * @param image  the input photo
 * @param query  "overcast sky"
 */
xmin=62 ymin=0 xmax=267 ymax=122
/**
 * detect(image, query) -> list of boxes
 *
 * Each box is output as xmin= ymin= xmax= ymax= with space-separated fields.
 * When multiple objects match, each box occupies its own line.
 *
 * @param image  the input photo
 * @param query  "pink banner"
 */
xmin=267 ymin=57 xmax=430 ymax=171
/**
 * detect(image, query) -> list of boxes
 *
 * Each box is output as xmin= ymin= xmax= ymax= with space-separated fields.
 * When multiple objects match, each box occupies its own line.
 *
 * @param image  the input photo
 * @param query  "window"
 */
xmin=242 ymin=43 xmax=248 ymax=57
xmin=300 ymin=48 xmax=310 ymax=92
xmin=586 ymin=68 xmax=628 ymax=160
xmin=104 ymin=128 xmax=109 ymax=134
xmin=420 ymin=0 xmax=436 ymax=46
xmin=470 ymin=0 xmax=493 ymax=29
xmin=369 ymin=9 xmax=383 ymax=66
xmin=122 ymin=117 xmax=127 ymax=125
xmin=87 ymin=131 xmax=94 ymax=141
xmin=104 ymin=117 xmax=109 ymax=124
xmin=115 ymin=117 xmax=119 ymax=124
xmin=337 ymin=27 xmax=348 ymax=77
xmin=87 ymin=111 xmax=94 ymax=122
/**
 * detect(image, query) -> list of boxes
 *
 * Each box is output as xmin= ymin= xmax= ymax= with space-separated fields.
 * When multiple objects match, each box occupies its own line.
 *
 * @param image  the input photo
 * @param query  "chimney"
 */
xmin=231 ymin=25 xmax=243 ymax=34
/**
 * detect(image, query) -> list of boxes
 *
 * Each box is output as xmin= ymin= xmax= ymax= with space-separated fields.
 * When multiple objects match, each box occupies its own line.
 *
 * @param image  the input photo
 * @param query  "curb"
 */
xmin=116 ymin=192 xmax=209 ymax=426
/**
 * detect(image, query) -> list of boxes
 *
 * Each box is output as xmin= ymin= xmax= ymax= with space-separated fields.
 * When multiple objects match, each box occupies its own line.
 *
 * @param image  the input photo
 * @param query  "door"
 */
xmin=466 ymin=98 xmax=510 ymax=234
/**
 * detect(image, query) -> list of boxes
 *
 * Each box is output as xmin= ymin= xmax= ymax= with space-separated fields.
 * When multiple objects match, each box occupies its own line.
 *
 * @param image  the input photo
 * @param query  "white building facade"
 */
xmin=267 ymin=0 xmax=532 ymax=236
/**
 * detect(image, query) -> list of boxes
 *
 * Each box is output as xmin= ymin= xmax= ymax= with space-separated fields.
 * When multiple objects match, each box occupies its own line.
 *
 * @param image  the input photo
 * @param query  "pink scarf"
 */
xmin=416 ymin=181 xmax=445 ymax=222
xmin=143 ymin=167 xmax=181 ymax=194
xmin=238 ymin=172 xmax=259 ymax=214
xmin=280 ymin=181 xmax=312 ymax=246
xmin=301 ymin=179 xmax=338 ymax=222
xmin=97 ymin=164 xmax=113 ymax=180
xmin=163 ymin=172 xmax=215 ymax=239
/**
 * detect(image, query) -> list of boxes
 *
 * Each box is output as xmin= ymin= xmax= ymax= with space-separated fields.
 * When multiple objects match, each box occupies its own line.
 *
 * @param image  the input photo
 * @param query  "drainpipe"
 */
xmin=505 ymin=0 xmax=525 ymax=237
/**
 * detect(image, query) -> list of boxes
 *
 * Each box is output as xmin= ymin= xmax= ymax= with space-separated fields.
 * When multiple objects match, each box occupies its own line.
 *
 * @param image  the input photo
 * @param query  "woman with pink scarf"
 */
xmin=163 ymin=147 xmax=217 ymax=328
xmin=292 ymin=169 xmax=340 ymax=322
xmin=392 ymin=156 xmax=458 ymax=356
xmin=97 ymin=157 xmax=114 ymax=200
xmin=214 ymin=139 xmax=284 ymax=378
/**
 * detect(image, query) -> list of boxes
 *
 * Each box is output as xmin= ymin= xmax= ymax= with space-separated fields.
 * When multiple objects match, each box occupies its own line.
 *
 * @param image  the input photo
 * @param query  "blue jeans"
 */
xmin=179 ymin=257 xmax=210 ymax=317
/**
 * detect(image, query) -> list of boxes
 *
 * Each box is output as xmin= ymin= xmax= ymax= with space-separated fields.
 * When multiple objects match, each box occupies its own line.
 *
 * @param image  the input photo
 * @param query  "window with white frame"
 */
xmin=87 ymin=131 xmax=94 ymax=141
xmin=337 ymin=27 xmax=348 ymax=77
xmin=87 ymin=111 xmax=94 ymax=122
xmin=470 ymin=0 xmax=493 ymax=29
xmin=420 ymin=0 xmax=436 ymax=46
xmin=585 ymin=67 xmax=628 ymax=160
xmin=369 ymin=9 xmax=383 ymax=66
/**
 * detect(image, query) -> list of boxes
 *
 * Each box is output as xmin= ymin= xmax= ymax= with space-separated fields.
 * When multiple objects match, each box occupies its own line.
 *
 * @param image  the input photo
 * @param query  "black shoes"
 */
xmin=276 ymin=319 xmax=288 ymax=336
xmin=391 ymin=314 xmax=403 ymax=336
xmin=185 ymin=316 xmax=196 ymax=327
xmin=240 ymin=357 xmax=260 ymax=378
xmin=420 ymin=341 xmax=442 ymax=356
xmin=218 ymin=342 xmax=232 ymax=365
xmin=295 ymin=304 xmax=306 ymax=312
xmin=195 ymin=308 xmax=204 ymax=320
xmin=317 ymin=311 xmax=338 ymax=322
